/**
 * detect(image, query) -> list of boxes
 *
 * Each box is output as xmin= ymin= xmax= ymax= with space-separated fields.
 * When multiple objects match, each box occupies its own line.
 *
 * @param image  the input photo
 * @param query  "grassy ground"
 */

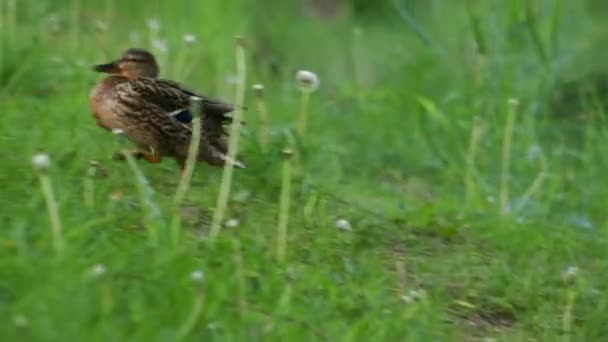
xmin=2 ymin=0 xmax=608 ymax=340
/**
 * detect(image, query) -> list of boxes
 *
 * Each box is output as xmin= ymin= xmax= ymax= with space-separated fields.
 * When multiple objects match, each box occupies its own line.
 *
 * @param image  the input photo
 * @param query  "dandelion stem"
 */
xmin=39 ymin=174 xmax=64 ymax=252
xmin=122 ymin=150 xmax=162 ymax=247
xmin=209 ymin=36 xmax=246 ymax=242
xmin=500 ymin=99 xmax=518 ymax=215
xmin=176 ymin=292 xmax=204 ymax=340
xmin=254 ymin=93 xmax=270 ymax=153
xmin=233 ymin=239 xmax=248 ymax=316
xmin=464 ymin=116 xmax=483 ymax=212
xmin=171 ymin=98 xmax=203 ymax=247
xmin=84 ymin=162 xmax=97 ymax=209
xmin=562 ymin=286 xmax=575 ymax=341
xmin=297 ymin=91 xmax=310 ymax=137
xmin=277 ymin=150 xmax=293 ymax=262
xmin=514 ymin=154 xmax=548 ymax=214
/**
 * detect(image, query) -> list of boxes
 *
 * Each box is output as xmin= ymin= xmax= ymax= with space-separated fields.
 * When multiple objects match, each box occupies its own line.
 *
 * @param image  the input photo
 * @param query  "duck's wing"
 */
xmin=127 ymin=77 xmax=234 ymax=123
xmin=113 ymin=77 xmax=239 ymax=160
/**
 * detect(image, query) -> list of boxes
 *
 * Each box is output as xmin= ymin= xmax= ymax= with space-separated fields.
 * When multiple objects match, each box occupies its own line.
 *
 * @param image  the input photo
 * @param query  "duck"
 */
xmin=89 ymin=48 xmax=244 ymax=173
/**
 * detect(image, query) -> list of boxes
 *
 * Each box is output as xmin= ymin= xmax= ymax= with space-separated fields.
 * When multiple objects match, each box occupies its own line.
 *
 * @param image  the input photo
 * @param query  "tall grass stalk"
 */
xmin=70 ymin=0 xmax=81 ymax=52
xmin=276 ymin=149 xmax=293 ymax=263
xmin=352 ymin=27 xmax=364 ymax=93
xmin=209 ymin=36 xmax=246 ymax=242
xmin=549 ymin=0 xmax=564 ymax=57
xmin=7 ymin=0 xmax=17 ymax=45
xmin=171 ymin=97 xmax=202 ymax=247
xmin=561 ymin=267 xmax=578 ymax=342
xmin=500 ymin=99 xmax=519 ymax=215
xmin=465 ymin=0 xmax=487 ymax=55
xmin=233 ymin=239 xmax=248 ymax=316
xmin=524 ymin=1 xmax=549 ymax=67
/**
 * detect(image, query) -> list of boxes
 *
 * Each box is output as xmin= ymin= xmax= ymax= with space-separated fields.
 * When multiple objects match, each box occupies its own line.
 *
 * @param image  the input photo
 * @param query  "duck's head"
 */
xmin=93 ymin=48 xmax=159 ymax=79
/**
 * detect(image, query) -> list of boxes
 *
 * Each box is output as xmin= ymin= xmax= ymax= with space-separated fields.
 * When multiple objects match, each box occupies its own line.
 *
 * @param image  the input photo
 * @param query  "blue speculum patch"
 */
xmin=173 ymin=108 xmax=193 ymax=123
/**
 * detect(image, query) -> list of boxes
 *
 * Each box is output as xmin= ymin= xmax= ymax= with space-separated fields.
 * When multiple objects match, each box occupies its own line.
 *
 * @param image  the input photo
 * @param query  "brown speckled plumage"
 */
xmin=89 ymin=48 xmax=244 ymax=171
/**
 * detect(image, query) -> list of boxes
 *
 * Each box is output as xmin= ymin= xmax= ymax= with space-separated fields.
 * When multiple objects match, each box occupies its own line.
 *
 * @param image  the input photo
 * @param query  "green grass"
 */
xmin=2 ymin=0 xmax=608 ymax=340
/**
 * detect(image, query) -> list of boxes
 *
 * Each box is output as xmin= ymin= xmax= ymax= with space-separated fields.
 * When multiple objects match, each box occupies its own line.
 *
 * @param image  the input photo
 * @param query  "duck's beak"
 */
xmin=93 ymin=60 xmax=120 ymax=73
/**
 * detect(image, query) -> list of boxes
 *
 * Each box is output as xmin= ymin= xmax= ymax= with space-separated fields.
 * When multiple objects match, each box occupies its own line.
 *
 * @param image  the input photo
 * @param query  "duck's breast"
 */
xmin=89 ymin=76 xmax=127 ymax=131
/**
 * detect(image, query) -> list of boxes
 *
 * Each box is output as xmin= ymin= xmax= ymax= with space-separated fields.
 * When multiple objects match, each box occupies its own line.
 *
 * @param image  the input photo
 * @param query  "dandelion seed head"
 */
xmin=128 ymin=32 xmax=141 ymax=45
xmin=90 ymin=263 xmax=106 ymax=278
xmin=32 ymin=154 xmax=51 ymax=172
xmin=94 ymin=19 xmax=107 ymax=32
xmin=14 ymin=314 xmax=28 ymax=328
xmin=191 ymin=270 xmax=204 ymax=283
xmin=183 ymin=34 xmax=197 ymax=45
xmin=49 ymin=56 xmax=64 ymax=64
xmin=527 ymin=144 xmax=542 ymax=162
xmin=562 ymin=265 xmax=578 ymax=283
xmin=151 ymin=38 xmax=168 ymax=55
xmin=147 ymin=18 xmax=160 ymax=32
xmin=508 ymin=98 xmax=520 ymax=107
xmin=334 ymin=218 xmax=352 ymax=231
xmin=281 ymin=148 xmax=294 ymax=159
xmin=252 ymin=83 xmax=265 ymax=97
xmin=225 ymin=74 xmax=238 ymax=86
xmin=224 ymin=218 xmax=240 ymax=228
xmin=400 ymin=294 xmax=414 ymax=303
xmin=401 ymin=288 xmax=426 ymax=303
xmin=296 ymin=70 xmax=320 ymax=92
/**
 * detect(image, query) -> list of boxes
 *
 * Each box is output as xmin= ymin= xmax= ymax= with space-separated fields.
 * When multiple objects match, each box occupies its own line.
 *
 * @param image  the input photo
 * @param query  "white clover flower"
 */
xmin=224 ymin=218 xmax=240 ymax=228
xmin=183 ymin=34 xmax=197 ymax=45
xmin=151 ymin=38 xmax=168 ymax=54
xmin=334 ymin=218 xmax=352 ymax=231
xmin=191 ymin=270 xmax=204 ymax=283
xmin=90 ymin=263 xmax=106 ymax=277
xmin=296 ymin=70 xmax=320 ymax=92
xmin=508 ymin=98 xmax=520 ymax=107
xmin=32 ymin=154 xmax=51 ymax=172
xmin=147 ymin=18 xmax=160 ymax=32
